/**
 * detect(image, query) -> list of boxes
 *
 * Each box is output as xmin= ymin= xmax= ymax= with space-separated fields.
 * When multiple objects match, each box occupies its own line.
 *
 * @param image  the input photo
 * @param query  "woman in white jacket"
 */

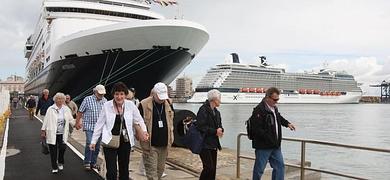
xmin=41 ymin=92 xmax=75 ymax=174
xmin=90 ymin=82 xmax=149 ymax=180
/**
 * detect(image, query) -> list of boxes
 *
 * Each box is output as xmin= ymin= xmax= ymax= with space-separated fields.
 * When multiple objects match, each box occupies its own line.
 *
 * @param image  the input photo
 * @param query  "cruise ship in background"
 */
xmin=188 ymin=53 xmax=362 ymax=104
xmin=24 ymin=0 xmax=209 ymax=101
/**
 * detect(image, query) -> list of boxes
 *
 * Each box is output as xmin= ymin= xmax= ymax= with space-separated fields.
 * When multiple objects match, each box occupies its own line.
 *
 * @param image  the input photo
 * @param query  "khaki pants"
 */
xmin=143 ymin=146 xmax=168 ymax=180
xmin=28 ymin=108 xmax=35 ymax=119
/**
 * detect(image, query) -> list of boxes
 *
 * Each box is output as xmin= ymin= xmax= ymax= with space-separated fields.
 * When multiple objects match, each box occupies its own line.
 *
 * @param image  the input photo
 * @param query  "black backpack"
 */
xmin=245 ymin=117 xmax=253 ymax=140
xmin=246 ymin=105 xmax=261 ymax=140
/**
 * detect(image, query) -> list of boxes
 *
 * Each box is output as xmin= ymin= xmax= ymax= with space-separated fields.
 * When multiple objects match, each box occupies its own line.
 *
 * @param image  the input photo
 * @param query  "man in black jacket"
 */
xmin=196 ymin=89 xmax=224 ymax=180
xmin=36 ymin=89 xmax=54 ymax=119
xmin=26 ymin=95 xmax=37 ymax=120
xmin=251 ymin=87 xmax=296 ymax=180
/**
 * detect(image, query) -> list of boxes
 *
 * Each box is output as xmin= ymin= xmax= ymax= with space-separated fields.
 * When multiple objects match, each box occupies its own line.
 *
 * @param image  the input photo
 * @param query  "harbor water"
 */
xmin=174 ymin=103 xmax=390 ymax=179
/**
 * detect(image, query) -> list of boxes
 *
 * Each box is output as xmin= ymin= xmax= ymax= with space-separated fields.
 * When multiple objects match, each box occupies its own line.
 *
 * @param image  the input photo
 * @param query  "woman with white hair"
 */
xmin=196 ymin=89 xmax=224 ymax=180
xmin=41 ymin=92 xmax=75 ymax=174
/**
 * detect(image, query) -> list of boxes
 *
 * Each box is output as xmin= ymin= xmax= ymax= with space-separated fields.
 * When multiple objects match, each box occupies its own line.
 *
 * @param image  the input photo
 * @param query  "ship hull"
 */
xmin=25 ymin=48 xmax=192 ymax=102
xmin=188 ymin=92 xmax=362 ymax=104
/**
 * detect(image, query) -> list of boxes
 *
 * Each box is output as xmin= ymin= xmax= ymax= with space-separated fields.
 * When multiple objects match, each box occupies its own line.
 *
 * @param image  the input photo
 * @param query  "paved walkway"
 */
xmin=70 ymin=123 xmax=199 ymax=180
xmin=3 ymin=107 xmax=102 ymax=180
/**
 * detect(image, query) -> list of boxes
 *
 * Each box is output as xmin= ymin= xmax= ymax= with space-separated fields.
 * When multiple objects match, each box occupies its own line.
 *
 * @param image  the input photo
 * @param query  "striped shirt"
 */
xmin=79 ymin=95 xmax=107 ymax=131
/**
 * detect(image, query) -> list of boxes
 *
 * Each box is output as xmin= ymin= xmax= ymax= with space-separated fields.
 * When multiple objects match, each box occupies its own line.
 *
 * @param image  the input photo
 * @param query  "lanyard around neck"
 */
xmin=113 ymin=100 xmax=124 ymax=116
xmin=153 ymin=101 xmax=164 ymax=120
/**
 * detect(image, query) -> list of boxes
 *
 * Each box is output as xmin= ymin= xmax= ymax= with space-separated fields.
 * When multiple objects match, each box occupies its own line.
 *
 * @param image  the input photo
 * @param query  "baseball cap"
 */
xmin=153 ymin=82 xmax=168 ymax=100
xmin=94 ymin=84 xmax=106 ymax=95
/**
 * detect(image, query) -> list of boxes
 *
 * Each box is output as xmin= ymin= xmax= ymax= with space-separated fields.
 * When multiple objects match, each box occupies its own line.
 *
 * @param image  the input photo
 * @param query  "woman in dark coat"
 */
xmin=196 ymin=89 xmax=224 ymax=180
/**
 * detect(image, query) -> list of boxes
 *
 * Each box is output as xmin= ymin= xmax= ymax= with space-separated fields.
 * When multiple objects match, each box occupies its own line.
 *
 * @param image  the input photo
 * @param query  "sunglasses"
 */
xmin=270 ymin=97 xmax=279 ymax=102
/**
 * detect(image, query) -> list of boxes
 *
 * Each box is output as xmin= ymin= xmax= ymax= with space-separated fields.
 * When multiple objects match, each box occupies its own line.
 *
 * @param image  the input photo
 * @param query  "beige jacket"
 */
xmin=66 ymin=100 xmax=78 ymax=116
xmin=139 ymin=97 xmax=174 ymax=152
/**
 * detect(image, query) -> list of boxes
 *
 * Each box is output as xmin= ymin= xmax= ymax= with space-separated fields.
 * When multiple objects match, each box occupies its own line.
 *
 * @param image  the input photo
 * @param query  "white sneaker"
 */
xmin=52 ymin=169 xmax=59 ymax=174
xmin=58 ymin=164 xmax=64 ymax=170
xmin=162 ymin=172 xmax=167 ymax=178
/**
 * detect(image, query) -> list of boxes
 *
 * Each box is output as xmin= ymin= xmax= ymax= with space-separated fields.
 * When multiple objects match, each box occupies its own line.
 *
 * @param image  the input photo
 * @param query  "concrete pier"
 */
xmin=1 ymin=107 xmax=320 ymax=180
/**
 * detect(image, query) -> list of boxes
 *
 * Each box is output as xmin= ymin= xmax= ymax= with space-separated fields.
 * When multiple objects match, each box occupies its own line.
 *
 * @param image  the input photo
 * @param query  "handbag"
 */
xmin=102 ymin=118 xmax=122 ymax=149
xmin=41 ymin=139 xmax=49 ymax=155
xmin=183 ymin=121 xmax=205 ymax=154
xmin=103 ymin=135 xmax=121 ymax=148
xmin=103 ymin=102 xmax=129 ymax=148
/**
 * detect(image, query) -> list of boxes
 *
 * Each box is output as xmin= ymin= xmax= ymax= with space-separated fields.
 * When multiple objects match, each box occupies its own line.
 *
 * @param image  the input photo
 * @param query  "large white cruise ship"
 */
xmin=24 ymin=0 xmax=209 ymax=101
xmin=188 ymin=53 xmax=362 ymax=104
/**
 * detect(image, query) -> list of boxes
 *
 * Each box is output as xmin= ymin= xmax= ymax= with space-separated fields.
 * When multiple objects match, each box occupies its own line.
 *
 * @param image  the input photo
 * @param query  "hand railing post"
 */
xmin=236 ymin=133 xmax=241 ymax=178
xmin=300 ymin=141 xmax=306 ymax=180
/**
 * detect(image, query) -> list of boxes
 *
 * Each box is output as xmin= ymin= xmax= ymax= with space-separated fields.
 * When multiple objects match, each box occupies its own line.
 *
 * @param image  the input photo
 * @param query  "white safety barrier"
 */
xmin=0 ymin=90 xmax=10 ymax=179
xmin=0 ymin=90 xmax=10 ymax=116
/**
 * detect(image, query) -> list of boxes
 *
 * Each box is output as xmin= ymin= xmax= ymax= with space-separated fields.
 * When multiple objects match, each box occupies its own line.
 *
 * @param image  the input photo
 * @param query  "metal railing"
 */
xmin=236 ymin=132 xmax=390 ymax=180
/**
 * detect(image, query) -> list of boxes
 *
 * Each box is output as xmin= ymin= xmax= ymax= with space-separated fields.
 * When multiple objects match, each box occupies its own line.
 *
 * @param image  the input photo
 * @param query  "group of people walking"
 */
xmin=34 ymin=81 xmax=295 ymax=180
xmin=38 ymin=82 xmax=176 ymax=180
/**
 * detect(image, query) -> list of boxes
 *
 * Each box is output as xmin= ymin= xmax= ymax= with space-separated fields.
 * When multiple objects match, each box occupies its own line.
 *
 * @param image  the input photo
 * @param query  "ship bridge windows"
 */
xmin=98 ymin=0 xmax=149 ymax=10
xmin=46 ymin=7 xmax=156 ymax=20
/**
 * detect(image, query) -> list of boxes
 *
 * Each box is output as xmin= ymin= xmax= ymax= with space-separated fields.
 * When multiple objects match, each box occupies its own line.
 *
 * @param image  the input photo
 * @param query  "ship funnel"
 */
xmin=259 ymin=56 xmax=268 ymax=66
xmin=231 ymin=53 xmax=240 ymax=63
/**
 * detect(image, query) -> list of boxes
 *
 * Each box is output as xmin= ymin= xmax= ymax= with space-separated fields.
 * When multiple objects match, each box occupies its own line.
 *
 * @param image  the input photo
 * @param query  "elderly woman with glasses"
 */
xmin=195 ymin=89 xmax=224 ymax=180
xmin=41 ymin=92 xmax=75 ymax=174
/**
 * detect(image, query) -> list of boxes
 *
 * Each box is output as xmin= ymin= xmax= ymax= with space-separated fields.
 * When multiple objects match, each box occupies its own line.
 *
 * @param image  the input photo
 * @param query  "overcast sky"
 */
xmin=1 ymin=0 xmax=389 ymax=95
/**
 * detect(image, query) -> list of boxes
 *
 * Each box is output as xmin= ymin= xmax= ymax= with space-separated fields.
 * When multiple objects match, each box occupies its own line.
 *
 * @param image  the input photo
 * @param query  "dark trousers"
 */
xmin=48 ymin=134 xmax=66 ymax=170
xmin=103 ymin=140 xmax=131 ymax=180
xmin=199 ymin=148 xmax=217 ymax=180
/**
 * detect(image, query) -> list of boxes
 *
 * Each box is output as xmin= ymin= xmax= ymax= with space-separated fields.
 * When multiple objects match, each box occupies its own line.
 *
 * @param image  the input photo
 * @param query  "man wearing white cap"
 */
xmin=139 ymin=82 xmax=174 ymax=180
xmin=76 ymin=84 xmax=107 ymax=170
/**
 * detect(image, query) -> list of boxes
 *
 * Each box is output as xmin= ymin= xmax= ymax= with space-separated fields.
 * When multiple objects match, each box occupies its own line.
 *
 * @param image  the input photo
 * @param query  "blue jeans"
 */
xmin=253 ymin=148 xmax=285 ymax=180
xmin=84 ymin=130 xmax=101 ymax=165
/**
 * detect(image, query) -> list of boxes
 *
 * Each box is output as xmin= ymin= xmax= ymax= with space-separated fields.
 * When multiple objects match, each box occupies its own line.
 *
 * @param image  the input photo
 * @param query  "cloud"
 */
xmin=155 ymin=0 xmax=390 ymax=57
xmin=0 ymin=0 xmax=41 ymax=78
xmin=311 ymin=57 xmax=390 ymax=95
xmin=374 ymin=58 xmax=390 ymax=76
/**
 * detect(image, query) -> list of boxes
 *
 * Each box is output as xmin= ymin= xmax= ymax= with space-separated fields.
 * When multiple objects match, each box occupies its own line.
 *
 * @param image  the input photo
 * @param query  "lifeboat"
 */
xmin=298 ymin=89 xmax=306 ymax=94
xmin=307 ymin=89 xmax=314 ymax=94
xmin=314 ymin=90 xmax=320 ymax=94
xmin=241 ymin=88 xmax=250 ymax=93
xmin=249 ymin=88 xmax=256 ymax=93
xmin=256 ymin=88 xmax=264 ymax=93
